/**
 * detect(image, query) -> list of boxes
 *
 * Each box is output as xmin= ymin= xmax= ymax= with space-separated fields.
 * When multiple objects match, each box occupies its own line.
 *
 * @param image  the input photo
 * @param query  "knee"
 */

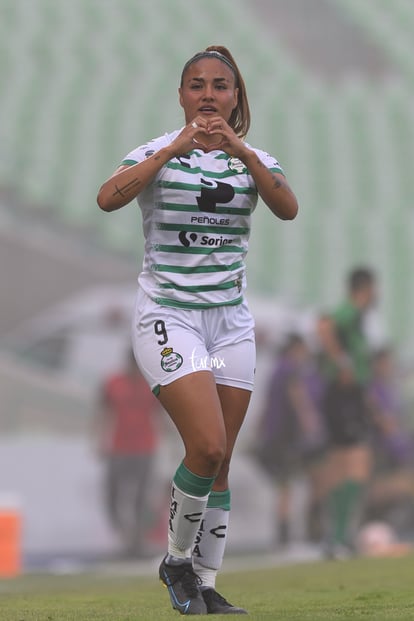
xmin=187 ymin=441 xmax=226 ymax=476
xmin=214 ymin=456 xmax=231 ymax=487
xmin=201 ymin=442 xmax=226 ymax=472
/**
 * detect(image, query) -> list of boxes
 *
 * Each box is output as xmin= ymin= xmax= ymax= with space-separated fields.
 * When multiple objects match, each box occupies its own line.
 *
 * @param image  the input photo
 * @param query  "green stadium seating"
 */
xmin=1 ymin=0 xmax=414 ymax=344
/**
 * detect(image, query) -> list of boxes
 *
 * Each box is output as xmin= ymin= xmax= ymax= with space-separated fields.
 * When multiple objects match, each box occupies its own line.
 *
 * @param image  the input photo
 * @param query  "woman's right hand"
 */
xmin=169 ymin=118 xmax=212 ymax=156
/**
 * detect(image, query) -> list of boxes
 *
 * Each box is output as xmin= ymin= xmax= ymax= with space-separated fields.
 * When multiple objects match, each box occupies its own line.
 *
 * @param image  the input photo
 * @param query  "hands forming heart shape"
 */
xmin=192 ymin=131 xmax=225 ymax=152
xmin=190 ymin=118 xmax=226 ymax=152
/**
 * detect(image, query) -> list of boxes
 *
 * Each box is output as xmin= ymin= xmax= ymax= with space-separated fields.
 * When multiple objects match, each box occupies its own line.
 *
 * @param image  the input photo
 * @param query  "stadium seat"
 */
xmin=1 ymin=0 xmax=414 ymax=343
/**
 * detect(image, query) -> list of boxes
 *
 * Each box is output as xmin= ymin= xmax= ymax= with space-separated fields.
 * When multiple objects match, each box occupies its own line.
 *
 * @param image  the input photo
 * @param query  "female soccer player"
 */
xmin=97 ymin=45 xmax=298 ymax=615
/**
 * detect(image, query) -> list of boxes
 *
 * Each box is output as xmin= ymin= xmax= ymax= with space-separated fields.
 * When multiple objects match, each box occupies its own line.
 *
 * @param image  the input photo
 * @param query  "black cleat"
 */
xmin=159 ymin=556 xmax=207 ymax=615
xmin=201 ymin=588 xmax=248 ymax=614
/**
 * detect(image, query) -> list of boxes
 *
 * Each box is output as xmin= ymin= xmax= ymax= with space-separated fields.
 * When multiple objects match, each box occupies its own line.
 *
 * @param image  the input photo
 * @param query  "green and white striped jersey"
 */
xmin=122 ymin=129 xmax=284 ymax=310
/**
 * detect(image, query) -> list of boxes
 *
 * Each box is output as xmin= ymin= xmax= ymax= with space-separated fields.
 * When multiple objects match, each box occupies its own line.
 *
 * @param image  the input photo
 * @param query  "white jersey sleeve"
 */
xmin=121 ymin=131 xmax=181 ymax=166
xmin=244 ymin=143 xmax=285 ymax=176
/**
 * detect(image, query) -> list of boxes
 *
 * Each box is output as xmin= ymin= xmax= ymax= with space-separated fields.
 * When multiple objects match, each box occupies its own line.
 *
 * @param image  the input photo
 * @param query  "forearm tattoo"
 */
xmin=255 ymin=158 xmax=287 ymax=191
xmin=112 ymin=153 xmax=162 ymax=199
xmin=112 ymin=178 xmax=141 ymax=198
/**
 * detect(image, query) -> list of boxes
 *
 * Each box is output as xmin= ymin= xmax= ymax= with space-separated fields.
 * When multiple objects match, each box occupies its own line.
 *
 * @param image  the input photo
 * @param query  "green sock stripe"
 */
xmin=329 ymin=485 xmax=348 ymax=544
xmin=173 ymin=462 xmax=215 ymax=497
xmin=207 ymin=489 xmax=231 ymax=511
xmin=329 ymin=480 xmax=363 ymax=544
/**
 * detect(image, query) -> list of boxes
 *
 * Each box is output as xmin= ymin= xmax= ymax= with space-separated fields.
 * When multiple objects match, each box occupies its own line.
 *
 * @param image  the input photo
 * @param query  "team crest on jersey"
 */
xmin=228 ymin=157 xmax=247 ymax=174
xmin=160 ymin=347 xmax=183 ymax=372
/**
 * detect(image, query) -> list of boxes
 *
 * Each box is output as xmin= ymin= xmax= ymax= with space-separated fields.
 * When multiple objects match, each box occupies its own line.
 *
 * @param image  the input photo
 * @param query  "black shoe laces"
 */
xmin=170 ymin=566 xmax=202 ymax=598
xmin=204 ymin=589 xmax=231 ymax=606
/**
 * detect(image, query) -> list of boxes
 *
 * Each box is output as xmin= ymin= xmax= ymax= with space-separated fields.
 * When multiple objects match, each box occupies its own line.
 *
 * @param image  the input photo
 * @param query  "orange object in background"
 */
xmin=0 ymin=496 xmax=22 ymax=577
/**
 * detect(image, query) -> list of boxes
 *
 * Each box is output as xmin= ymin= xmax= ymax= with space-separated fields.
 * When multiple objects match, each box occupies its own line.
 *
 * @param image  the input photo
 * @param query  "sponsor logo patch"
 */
xmin=178 ymin=231 xmax=234 ymax=247
xmin=190 ymin=215 xmax=230 ymax=226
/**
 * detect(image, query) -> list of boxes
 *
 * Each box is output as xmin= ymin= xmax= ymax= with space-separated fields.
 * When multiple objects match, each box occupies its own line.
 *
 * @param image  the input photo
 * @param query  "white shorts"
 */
xmin=131 ymin=287 xmax=256 ymax=395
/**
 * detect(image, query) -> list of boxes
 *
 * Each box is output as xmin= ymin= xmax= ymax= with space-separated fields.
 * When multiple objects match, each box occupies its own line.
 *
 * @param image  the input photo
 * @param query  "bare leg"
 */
xmin=277 ymin=482 xmax=291 ymax=545
xmin=327 ymin=445 xmax=372 ymax=487
xmin=306 ymin=457 xmax=329 ymax=542
xmin=192 ymin=383 xmax=251 ymax=598
xmin=157 ymin=374 xmax=250 ymax=613
xmin=213 ymin=384 xmax=252 ymax=489
xmin=157 ymin=370 xmax=232 ymax=565
xmin=158 ymin=370 xmax=226 ymax=477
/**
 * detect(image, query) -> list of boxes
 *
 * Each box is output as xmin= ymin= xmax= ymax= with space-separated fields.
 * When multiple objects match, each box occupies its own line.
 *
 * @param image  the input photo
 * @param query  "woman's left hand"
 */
xmin=200 ymin=116 xmax=249 ymax=159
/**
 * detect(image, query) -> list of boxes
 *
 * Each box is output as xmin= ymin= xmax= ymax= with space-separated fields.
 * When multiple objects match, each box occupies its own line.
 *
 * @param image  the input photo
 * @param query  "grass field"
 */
xmin=1 ymin=556 xmax=414 ymax=620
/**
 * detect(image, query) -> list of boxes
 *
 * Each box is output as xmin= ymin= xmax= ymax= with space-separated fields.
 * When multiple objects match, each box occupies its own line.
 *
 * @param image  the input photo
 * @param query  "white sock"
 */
xmin=192 ymin=507 xmax=230 ymax=589
xmin=168 ymin=483 xmax=209 ymax=560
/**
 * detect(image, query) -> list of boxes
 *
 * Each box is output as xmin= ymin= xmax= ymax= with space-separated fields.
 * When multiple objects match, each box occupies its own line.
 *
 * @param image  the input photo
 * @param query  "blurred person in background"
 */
xmin=97 ymin=45 xmax=298 ymax=614
xmin=318 ymin=267 xmax=377 ymax=558
xmin=254 ymin=334 xmax=327 ymax=548
xmin=365 ymin=346 xmax=414 ymax=537
xmin=96 ymin=347 xmax=161 ymax=557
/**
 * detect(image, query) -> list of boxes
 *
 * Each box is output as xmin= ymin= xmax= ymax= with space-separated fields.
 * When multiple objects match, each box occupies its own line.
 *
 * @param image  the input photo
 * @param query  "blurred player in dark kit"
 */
xmin=318 ymin=267 xmax=377 ymax=558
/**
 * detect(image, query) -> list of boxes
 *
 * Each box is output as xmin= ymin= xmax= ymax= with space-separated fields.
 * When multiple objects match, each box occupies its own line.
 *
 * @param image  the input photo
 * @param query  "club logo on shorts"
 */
xmin=228 ymin=157 xmax=247 ymax=174
xmin=160 ymin=347 xmax=183 ymax=372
